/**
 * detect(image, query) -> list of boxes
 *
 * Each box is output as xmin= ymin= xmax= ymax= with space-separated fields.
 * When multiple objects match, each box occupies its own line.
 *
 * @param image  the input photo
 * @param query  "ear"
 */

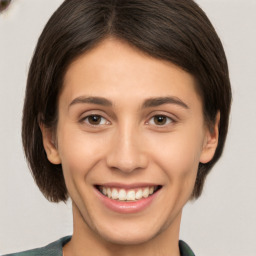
xmin=40 ymin=124 xmax=61 ymax=165
xmin=200 ymin=112 xmax=220 ymax=164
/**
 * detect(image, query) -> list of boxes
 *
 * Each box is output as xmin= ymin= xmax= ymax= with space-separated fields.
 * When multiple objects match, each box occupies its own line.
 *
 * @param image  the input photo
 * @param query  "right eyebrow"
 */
xmin=68 ymin=96 xmax=113 ymax=109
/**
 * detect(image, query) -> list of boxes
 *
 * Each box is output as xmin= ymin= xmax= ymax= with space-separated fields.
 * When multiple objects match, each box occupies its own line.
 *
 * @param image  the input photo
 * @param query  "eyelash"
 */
xmin=80 ymin=114 xmax=175 ymax=128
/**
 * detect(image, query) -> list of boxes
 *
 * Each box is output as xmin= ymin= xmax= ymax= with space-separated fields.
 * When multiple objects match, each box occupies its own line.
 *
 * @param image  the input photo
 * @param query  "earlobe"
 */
xmin=40 ymin=124 xmax=61 ymax=165
xmin=200 ymin=112 xmax=220 ymax=164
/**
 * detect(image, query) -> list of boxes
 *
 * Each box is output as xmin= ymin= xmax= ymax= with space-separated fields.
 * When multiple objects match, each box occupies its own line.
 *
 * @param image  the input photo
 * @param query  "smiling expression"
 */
xmin=41 ymin=38 xmax=218 ymax=247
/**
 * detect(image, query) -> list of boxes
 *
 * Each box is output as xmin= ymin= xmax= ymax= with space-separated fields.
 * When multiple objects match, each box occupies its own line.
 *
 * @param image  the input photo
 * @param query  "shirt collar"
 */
xmin=179 ymin=240 xmax=196 ymax=256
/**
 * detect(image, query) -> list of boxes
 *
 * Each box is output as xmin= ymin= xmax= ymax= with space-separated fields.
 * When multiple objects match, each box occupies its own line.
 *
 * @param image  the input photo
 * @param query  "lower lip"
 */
xmin=94 ymin=187 xmax=160 ymax=214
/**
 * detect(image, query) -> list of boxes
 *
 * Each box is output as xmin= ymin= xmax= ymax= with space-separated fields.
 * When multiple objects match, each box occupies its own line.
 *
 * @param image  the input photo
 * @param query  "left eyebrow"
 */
xmin=142 ymin=96 xmax=189 ymax=109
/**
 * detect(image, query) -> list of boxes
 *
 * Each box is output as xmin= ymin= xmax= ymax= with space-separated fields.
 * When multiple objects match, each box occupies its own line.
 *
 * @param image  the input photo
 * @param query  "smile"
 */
xmin=94 ymin=184 xmax=162 ymax=214
xmin=96 ymin=185 xmax=161 ymax=202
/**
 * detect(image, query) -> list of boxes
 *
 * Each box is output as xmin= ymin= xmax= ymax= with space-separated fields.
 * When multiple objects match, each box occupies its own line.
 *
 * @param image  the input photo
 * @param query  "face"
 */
xmin=42 ymin=38 xmax=218 ymax=246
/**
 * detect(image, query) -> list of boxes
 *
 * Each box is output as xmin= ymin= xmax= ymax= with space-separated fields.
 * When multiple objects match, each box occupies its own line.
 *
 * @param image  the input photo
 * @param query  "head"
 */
xmin=22 ymin=0 xmax=231 ymax=244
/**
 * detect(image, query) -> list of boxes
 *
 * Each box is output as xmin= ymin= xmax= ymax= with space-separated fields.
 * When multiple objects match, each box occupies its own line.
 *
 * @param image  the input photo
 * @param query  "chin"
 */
xmin=89 ymin=215 xmax=167 ymax=247
xmin=99 ymin=228 xmax=158 ymax=246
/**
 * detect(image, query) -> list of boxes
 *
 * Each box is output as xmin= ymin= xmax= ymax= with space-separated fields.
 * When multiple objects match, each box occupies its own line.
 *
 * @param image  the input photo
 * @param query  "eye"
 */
xmin=82 ymin=115 xmax=110 ymax=126
xmin=148 ymin=115 xmax=173 ymax=126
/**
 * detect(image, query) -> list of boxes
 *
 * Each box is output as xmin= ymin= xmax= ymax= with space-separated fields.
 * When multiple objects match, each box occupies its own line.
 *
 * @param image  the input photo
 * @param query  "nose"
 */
xmin=106 ymin=125 xmax=148 ymax=173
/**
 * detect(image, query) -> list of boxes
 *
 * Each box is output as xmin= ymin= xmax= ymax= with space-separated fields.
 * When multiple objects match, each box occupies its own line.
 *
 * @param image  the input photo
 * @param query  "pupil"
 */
xmin=0 ymin=0 xmax=12 ymax=12
xmin=154 ymin=116 xmax=166 ymax=125
xmin=89 ymin=115 xmax=101 ymax=124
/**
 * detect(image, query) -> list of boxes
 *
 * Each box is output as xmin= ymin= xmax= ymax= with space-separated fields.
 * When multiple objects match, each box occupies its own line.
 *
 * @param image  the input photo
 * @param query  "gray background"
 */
xmin=0 ymin=0 xmax=255 ymax=255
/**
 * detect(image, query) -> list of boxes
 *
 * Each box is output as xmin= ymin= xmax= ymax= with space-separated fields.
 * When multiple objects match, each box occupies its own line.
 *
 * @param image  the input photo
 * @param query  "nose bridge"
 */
xmin=106 ymin=120 xmax=148 ymax=173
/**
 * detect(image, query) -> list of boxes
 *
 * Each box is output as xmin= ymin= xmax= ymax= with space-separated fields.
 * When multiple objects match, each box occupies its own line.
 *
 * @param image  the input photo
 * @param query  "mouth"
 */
xmin=95 ymin=185 xmax=162 ymax=202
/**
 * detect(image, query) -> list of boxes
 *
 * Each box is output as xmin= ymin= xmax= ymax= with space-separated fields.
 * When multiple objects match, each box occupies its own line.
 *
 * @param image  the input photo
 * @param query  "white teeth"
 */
xmin=107 ymin=188 xmax=112 ymax=198
xmin=126 ymin=190 xmax=136 ymax=201
xmin=142 ymin=187 xmax=149 ymax=198
xmin=118 ymin=189 xmax=126 ymax=201
xmin=99 ymin=186 xmax=157 ymax=201
xmin=102 ymin=187 xmax=107 ymax=196
xmin=135 ymin=189 xmax=143 ymax=200
xmin=112 ymin=188 xmax=119 ymax=199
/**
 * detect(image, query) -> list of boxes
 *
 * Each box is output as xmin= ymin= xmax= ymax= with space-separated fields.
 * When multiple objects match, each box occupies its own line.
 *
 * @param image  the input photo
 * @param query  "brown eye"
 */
xmin=88 ymin=115 xmax=102 ymax=125
xmin=148 ymin=115 xmax=173 ymax=126
xmin=0 ymin=0 xmax=12 ymax=13
xmin=154 ymin=116 xmax=167 ymax=125
xmin=83 ymin=115 xmax=109 ymax=126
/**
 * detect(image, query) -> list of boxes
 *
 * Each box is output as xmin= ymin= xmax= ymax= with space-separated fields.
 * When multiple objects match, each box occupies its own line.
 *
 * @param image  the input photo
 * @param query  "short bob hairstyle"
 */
xmin=22 ymin=0 xmax=231 ymax=202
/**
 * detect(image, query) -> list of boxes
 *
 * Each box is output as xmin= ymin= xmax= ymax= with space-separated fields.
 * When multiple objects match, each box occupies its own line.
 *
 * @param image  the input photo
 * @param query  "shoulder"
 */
xmin=2 ymin=236 xmax=72 ymax=256
xmin=179 ymin=240 xmax=196 ymax=256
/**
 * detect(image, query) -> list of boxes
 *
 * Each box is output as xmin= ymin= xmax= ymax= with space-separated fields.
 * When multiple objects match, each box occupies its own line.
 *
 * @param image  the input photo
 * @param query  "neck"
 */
xmin=63 ymin=202 xmax=181 ymax=256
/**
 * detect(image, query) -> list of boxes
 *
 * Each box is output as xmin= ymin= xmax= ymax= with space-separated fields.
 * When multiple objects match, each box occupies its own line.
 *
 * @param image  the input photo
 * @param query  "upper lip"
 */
xmin=95 ymin=183 xmax=161 ymax=189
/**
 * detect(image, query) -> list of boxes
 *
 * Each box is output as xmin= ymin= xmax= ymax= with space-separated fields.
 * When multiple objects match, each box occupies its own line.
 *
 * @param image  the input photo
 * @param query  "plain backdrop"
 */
xmin=0 ymin=0 xmax=256 ymax=255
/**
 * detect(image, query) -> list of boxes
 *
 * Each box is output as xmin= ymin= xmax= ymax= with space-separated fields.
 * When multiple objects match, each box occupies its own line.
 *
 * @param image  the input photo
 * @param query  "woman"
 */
xmin=5 ymin=0 xmax=231 ymax=255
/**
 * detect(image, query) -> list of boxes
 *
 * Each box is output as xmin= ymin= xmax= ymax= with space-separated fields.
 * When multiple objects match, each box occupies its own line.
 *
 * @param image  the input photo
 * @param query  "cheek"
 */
xmin=147 ymin=128 xmax=204 ymax=183
xmin=56 ymin=125 xmax=105 ymax=179
xmin=56 ymin=125 xmax=109 ymax=207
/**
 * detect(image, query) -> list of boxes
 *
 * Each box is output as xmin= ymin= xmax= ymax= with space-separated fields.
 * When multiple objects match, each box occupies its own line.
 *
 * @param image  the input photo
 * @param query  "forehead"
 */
xmin=61 ymin=38 xmax=202 ymax=109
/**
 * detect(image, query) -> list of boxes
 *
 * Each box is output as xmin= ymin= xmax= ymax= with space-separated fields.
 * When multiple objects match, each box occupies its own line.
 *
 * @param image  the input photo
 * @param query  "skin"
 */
xmin=41 ymin=38 xmax=219 ymax=256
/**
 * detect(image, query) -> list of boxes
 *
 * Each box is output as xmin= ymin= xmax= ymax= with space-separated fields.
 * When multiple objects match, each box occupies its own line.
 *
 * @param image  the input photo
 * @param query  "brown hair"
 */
xmin=22 ymin=0 xmax=232 ymax=202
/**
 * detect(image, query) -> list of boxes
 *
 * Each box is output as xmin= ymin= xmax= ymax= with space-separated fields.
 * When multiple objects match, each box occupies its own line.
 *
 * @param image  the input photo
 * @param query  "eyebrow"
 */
xmin=68 ymin=96 xmax=189 ymax=109
xmin=142 ymin=96 xmax=189 ymax=109
xmin=69 ymin=96 xmax=112 ymax=109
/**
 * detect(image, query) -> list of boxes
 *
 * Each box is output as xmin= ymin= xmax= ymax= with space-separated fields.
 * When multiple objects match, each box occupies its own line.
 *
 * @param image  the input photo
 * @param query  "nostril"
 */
xmin=0 ymin=0 xmax=12 ymax=13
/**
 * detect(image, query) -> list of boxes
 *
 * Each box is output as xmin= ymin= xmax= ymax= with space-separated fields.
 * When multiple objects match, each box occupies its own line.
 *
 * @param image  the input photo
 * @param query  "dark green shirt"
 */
xmin=4 ymin=236 xmax=195 ymax=256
